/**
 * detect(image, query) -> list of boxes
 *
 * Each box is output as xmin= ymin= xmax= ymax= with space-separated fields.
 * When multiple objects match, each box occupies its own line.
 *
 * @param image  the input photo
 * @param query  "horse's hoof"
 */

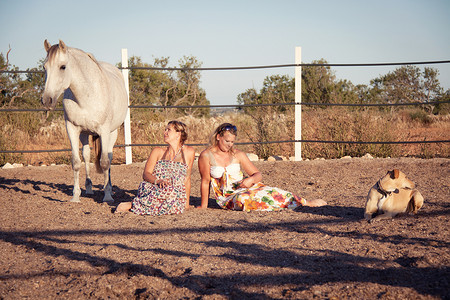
xmin=103 ymin=197 xmax=114 ymax=203
xmin=70 ymin=198 xmax=81 ymax=203
xmin=85 ymin=189 xmax=94 ymax=195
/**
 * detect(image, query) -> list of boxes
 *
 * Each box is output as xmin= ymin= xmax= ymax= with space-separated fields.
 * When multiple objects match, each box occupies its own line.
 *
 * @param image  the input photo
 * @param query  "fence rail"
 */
xmin=1 ymin=139 xmax=448 ymax=154
xmin=1 ymin=55 xmax=449 ymax=157
xmin=1 ymin=100 xmax=449 ymax=112
xmin=2 ymin=59 xmax=450 ymax=73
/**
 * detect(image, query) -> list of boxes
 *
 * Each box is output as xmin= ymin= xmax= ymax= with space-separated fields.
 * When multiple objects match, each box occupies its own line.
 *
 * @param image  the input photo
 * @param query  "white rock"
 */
xmin=267 ymin=155 xmax=283 ymax=161
xmin=2 ymin=163 xmax=13 ymax=169
xmin=12 ymin=163 xmax=24 ymax=168
xmin=363 ymin=153 xmax=374 ymax=159
xmin=246 ymin=153 xmax=259 ymax=161
xmin=341 ymin=156 xmax=352 ymax=160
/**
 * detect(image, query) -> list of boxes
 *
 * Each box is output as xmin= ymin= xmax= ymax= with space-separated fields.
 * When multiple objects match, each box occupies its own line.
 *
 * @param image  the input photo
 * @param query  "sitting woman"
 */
xmin=198 ymin=123 xmax=326 ymax=211
xmin=116 ymin=120 xmax=195 ymax=215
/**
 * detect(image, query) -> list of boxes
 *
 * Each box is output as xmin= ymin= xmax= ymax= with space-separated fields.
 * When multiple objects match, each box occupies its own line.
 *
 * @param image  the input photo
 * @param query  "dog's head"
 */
xmin=379 ymin=169 xmax=415 ymax=192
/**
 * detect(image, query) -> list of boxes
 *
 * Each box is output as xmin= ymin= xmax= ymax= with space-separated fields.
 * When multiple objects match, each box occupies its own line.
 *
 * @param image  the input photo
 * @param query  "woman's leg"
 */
xmin=305 ymin=199 xmax=327 ymax=207
xmin=116 ymin=202 xmax=132 ymax=212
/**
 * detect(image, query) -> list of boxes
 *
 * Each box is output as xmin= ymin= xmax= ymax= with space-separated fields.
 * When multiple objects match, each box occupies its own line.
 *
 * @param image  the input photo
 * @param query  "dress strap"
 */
xmin=208 ymin=149 xmax=239 ymax=167
xmin=230 ymin=154 xmax=239 ymax=164
xmin=173 ymin=146 xmax=183 ymax=161
xmin=207 ymin=149 xmax=217 ymax=166
xmin=180 ymin=147 xmax=186 ymax=164
xmin=161 ymin=146 xmax=184 ymax=162
xmin=161 ymin=148 xmax=169 ymax=160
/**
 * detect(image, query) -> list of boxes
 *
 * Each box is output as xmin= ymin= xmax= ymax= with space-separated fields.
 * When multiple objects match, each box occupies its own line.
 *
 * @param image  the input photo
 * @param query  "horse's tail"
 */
xmin=92 ymin=135 xmax=102 ymax=173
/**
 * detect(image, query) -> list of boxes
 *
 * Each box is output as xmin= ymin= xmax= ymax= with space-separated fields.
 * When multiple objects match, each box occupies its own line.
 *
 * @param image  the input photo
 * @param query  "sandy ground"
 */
xmin=0 ymin=157 xmax=449 ymax=299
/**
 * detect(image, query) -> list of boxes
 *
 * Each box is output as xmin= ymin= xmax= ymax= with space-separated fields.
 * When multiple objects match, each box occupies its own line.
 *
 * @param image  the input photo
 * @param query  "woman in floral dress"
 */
xmin=116 ymin=121 xmax=195 ymax=215
xmin=198 ymin=123 xmax=326 ymax=211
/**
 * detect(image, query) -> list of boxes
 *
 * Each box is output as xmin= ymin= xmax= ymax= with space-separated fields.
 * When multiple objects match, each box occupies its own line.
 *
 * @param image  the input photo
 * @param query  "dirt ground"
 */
xmin=0 ymin=157 xmax=449 ymax=299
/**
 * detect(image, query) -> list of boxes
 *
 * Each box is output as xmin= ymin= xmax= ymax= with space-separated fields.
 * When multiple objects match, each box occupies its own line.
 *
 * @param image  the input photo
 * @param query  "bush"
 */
xmin=409 ymin=109 xmax=433 ymax=124
xmin=302 ymin=108 xmax=403 ymax=159
xmin=0 ymin=107 xmax=448 ymax=166
xmin=0 ymin=134 xmax=23 ymax=166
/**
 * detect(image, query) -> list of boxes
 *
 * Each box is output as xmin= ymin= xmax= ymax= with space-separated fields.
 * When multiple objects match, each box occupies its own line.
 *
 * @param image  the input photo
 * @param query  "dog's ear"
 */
xmin=393 ymin=169 xmax=399 ymax=179
xmin=390 ymin=169 xmax=400 ymax=179
xmin=389 ymin=170 xmax=395 ymax=179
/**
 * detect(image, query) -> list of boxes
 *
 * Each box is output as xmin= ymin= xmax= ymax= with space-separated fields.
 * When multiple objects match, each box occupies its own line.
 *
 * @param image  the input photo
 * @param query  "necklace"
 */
xmin=171 ymin=145 xmax=183 ymax=161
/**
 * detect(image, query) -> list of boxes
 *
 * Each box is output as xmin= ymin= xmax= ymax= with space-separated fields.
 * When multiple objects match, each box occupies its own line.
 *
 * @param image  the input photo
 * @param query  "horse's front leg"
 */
xmin=80 ymin=132 xmax=93 ymax=195
xmin=66 ymin=122 xmax=82 ymax=202
xmin=99 ymin=129 xmax=118 ymax=202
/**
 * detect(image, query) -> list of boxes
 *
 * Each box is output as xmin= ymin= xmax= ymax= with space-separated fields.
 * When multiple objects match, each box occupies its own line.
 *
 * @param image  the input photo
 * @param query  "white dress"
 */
xmin=207 ymin=150 xmax=306 ymax=211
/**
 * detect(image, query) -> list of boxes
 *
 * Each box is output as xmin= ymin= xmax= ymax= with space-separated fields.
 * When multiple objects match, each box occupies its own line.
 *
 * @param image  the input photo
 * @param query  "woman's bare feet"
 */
xmin=305 ymin=199 xmax=327 ymax=207
xmin=115 ymin=202 xmax=132 ymax=213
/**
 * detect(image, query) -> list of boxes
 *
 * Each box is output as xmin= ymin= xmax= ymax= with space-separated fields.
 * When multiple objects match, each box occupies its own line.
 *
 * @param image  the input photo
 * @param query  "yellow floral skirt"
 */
xmin=211 ymin=177 xmax=306 ymax=212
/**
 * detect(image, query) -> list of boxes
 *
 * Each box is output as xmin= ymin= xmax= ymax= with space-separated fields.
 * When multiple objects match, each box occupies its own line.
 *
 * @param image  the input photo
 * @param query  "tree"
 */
xmin=369 ymin=65 xmax=443 ymax=112
xmin=237 ymin=75 xmax=294 ymax=114
xmin=171 ymin=56 xmax=209 ymax=117
xmin=126 ymin=55 xmax=210 ymax=118
xmin=302 ymin=59 xmax=360 ymax=106
xmin=301 ymin=59 xmax=336 ymax=104
xmin=0 ymin=51 xmax=11 ymax=106
xmin=238 ymin=59 xmax=360 ymax=109
xmin=126 ymin=56 xmax=173 ymax=105
xmin=0 ymin=49 xmax=45 ymax=109
xmin=433 ymin=88 xmax=450 ymax=115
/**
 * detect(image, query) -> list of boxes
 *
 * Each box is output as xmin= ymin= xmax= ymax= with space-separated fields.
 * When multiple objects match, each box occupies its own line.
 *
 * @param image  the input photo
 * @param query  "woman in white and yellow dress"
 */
xmin=198 ymin=123 xmax=326 ymax=211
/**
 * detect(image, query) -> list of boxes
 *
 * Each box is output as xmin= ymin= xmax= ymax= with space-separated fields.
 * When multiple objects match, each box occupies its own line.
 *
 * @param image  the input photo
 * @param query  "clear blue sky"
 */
xmin=1 ymin=0 xmax=449 ymax=105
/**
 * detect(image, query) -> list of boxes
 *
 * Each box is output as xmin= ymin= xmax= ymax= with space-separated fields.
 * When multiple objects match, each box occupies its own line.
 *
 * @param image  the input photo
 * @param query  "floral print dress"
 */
xmin=207 ymin=151 xmax=306 ymax=211
xmin=131 ymin=153 xmax=187 ymax=216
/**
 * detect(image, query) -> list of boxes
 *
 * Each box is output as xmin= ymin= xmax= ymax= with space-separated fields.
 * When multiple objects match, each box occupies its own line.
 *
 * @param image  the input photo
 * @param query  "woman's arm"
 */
xmin=142 ymin=147 xmax=163 ymax=184
xmin=198 ymin=150 xmax=211 ymax=209
xmin=183 ymin=146 xmax=196 ymax=208
xmin=235 ymin=150 xmax=262 ymax=188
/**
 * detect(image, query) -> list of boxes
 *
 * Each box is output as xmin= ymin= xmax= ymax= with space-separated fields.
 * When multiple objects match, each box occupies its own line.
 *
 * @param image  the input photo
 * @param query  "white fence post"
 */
xmin=121 ymin=49 xmax=132 ymax=165
xmin=294 ymin=46 xmax=302 ymax=161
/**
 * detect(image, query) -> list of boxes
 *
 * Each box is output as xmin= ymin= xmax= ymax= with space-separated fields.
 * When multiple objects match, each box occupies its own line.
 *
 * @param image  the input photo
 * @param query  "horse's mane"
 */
xmin=45 ymin=44 xmax=60 ymax=64
xmin=70 ymin=48 xmax=101 ymax=68
xmin=47 ymin=44 xmax=101 ymax=68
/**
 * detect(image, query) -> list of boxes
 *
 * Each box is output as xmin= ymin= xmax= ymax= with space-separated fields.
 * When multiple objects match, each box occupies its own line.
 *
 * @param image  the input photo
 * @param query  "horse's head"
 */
xmin=42 ymin=39 xmax=71 ymax=110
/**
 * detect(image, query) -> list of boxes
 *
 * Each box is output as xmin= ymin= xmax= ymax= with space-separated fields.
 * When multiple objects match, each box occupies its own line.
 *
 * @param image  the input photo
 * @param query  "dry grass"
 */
xmin=302 ymin=108 xmax=449 ymax=159
xmin=1 ymin=108 xmax=448 ymax=166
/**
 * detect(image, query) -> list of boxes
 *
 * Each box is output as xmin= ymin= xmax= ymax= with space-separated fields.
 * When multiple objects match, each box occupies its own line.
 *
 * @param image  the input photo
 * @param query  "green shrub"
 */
xmin=0 ymin=134 xmax=23 ymax=166
xmin=409 ymin=109 xmax=433 ymax=124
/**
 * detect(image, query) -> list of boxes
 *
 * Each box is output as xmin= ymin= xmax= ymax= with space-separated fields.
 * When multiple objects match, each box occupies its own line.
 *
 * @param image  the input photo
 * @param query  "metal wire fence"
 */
xmin=1 ymin=60 xmax=449 ymax=154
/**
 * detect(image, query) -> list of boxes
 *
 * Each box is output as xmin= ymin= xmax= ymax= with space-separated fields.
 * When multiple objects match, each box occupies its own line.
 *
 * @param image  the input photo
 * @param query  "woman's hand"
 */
xmin=236 ymin=171 xmax=261 ymax=189
xmin=237 ymin=177 xmax=253 ymax=189
xmin=155 ymin=178 xmax=172 ymax=188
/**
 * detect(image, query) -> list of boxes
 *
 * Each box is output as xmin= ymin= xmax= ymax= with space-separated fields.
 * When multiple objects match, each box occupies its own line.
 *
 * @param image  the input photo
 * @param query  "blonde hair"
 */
xmin=209 ymin=123 xmax=237 ymax=148
xmin=168 ymin=120 xmax=188 ymax=145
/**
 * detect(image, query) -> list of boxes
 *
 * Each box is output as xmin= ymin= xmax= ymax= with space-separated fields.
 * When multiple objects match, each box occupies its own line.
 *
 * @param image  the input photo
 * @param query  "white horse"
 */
xmin=42 ymin=40 xmax=128 ymax=202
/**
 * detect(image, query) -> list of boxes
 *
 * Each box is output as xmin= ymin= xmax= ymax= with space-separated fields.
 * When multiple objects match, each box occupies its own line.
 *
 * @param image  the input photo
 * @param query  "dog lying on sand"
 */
xmin=364 ymin=169 xmax=424 ymax=223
